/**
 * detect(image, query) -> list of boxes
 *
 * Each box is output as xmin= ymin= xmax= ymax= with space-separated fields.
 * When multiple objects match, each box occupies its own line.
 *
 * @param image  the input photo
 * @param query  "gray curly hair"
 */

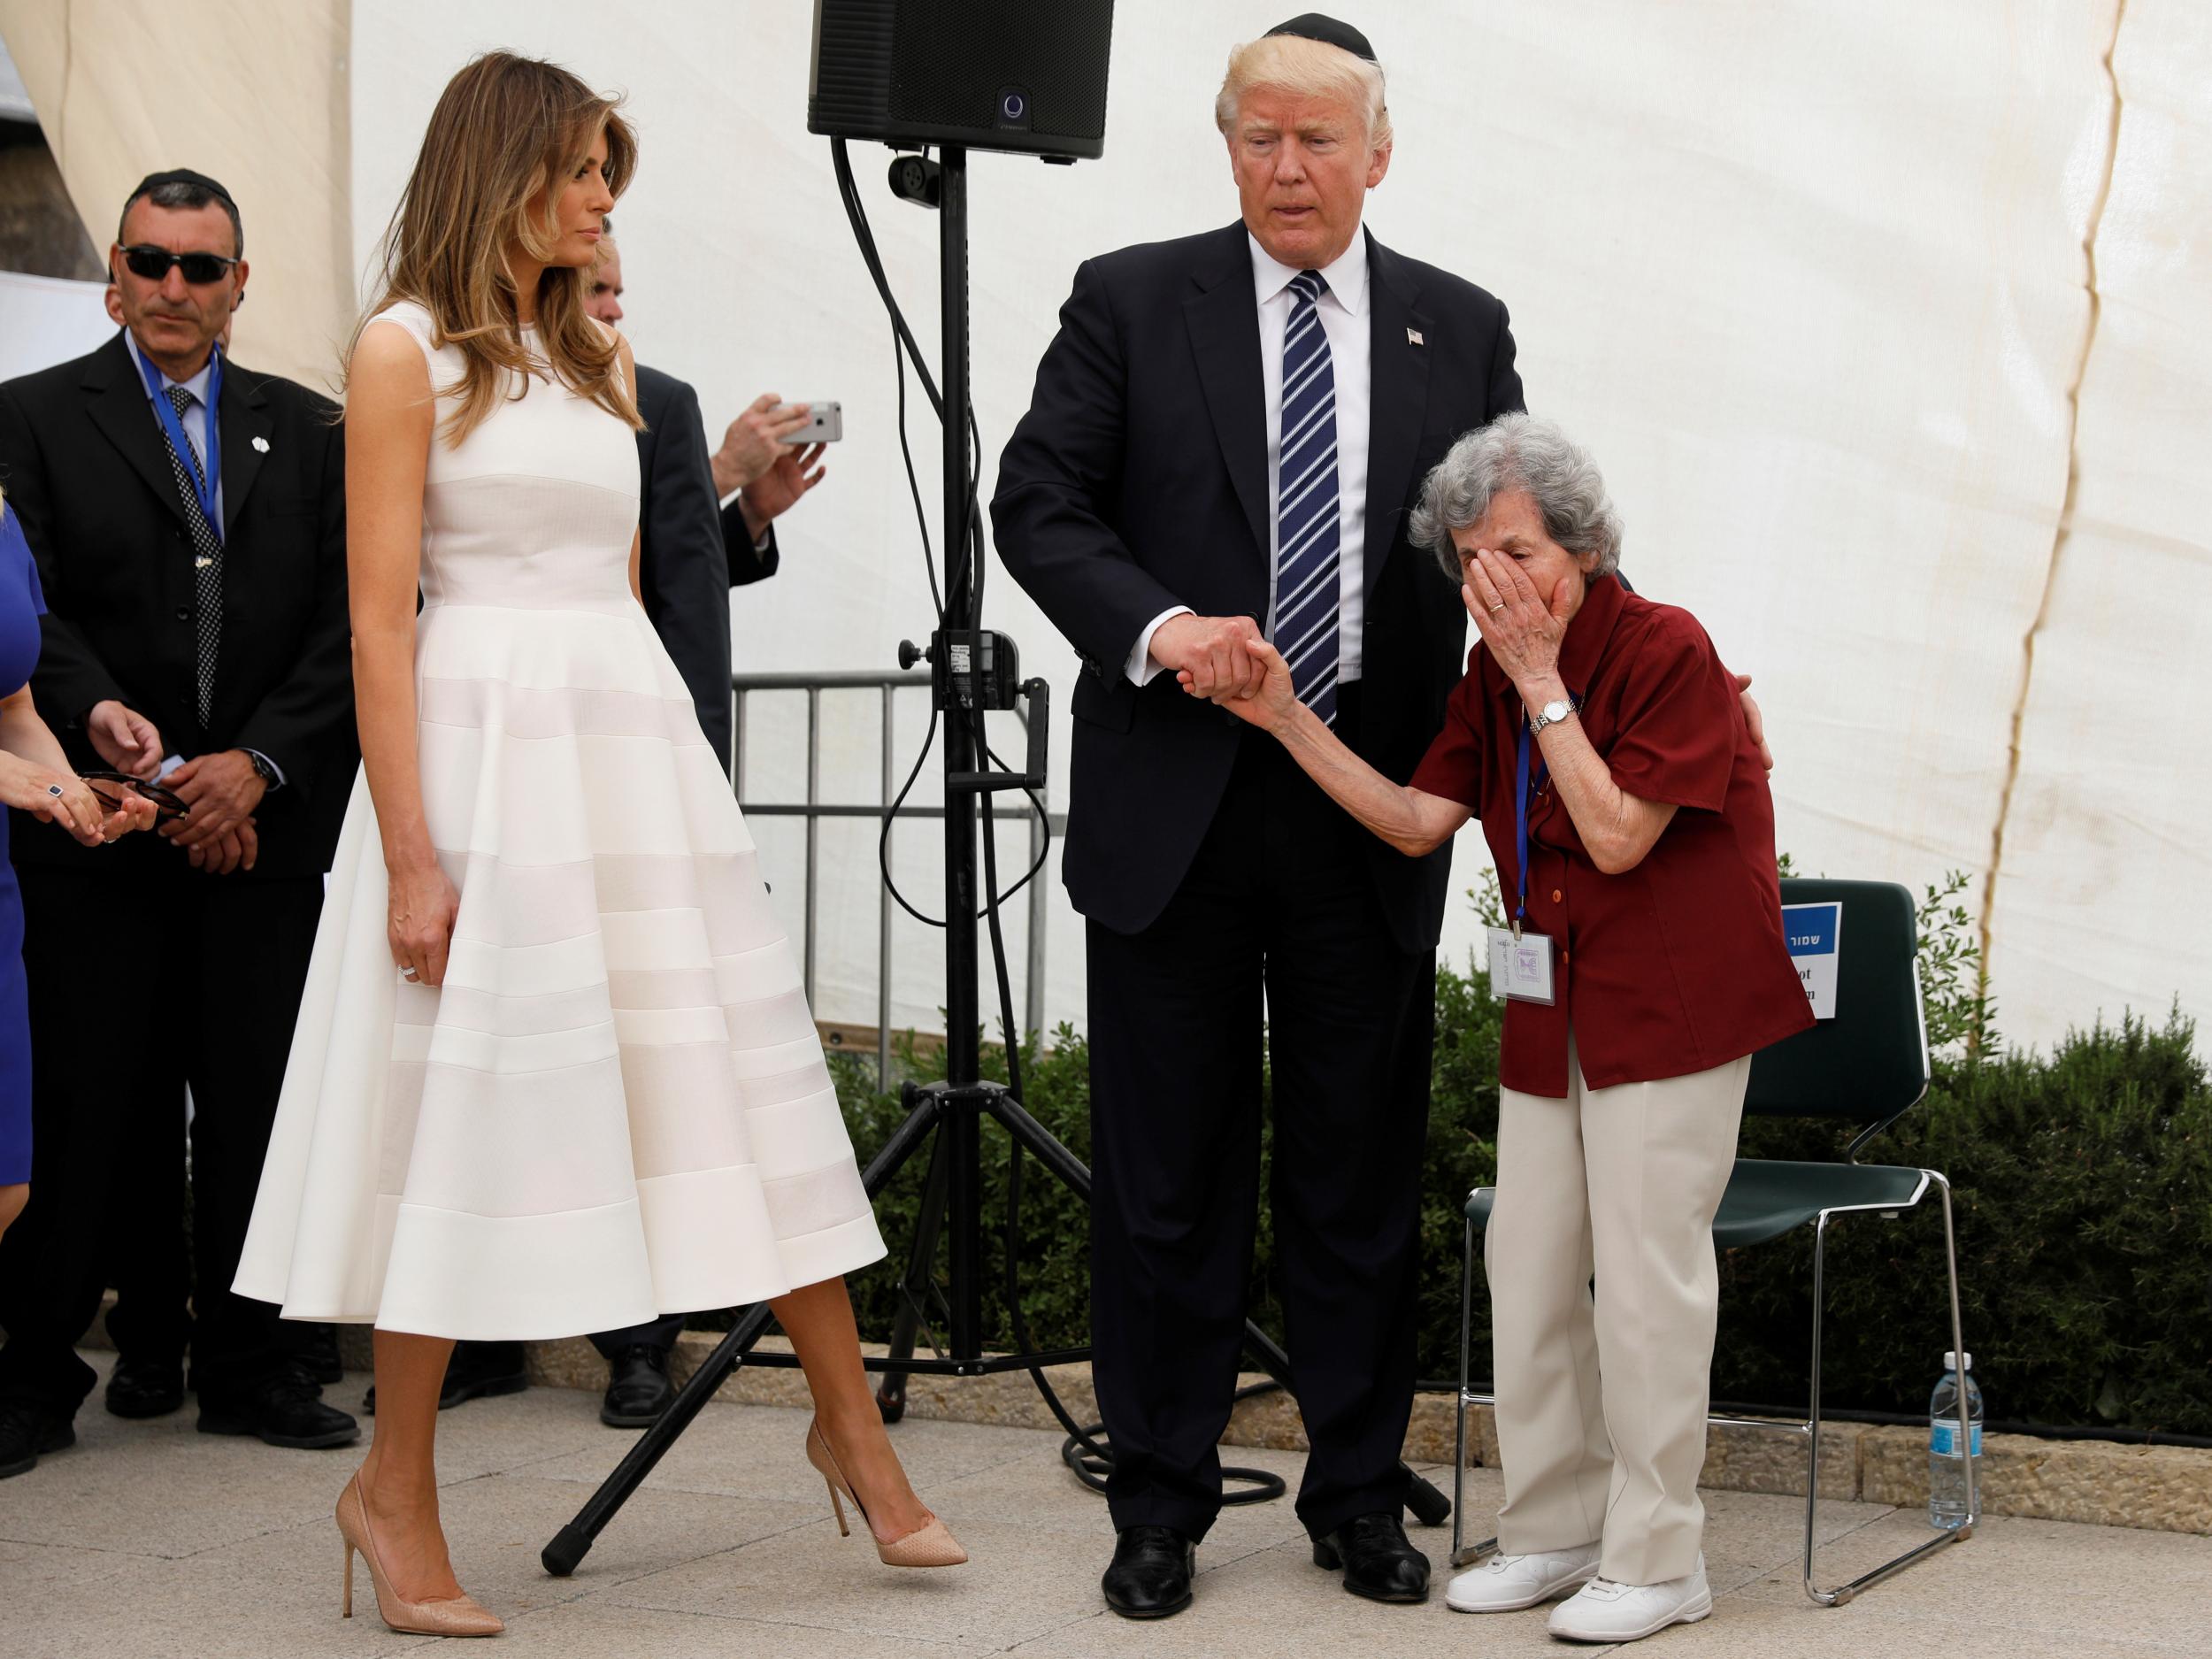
xmin=1409 ymin=413 xmax=1623 ymax=583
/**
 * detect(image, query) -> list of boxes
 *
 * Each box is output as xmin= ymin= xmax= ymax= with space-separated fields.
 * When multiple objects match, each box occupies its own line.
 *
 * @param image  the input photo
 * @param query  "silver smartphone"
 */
xmin=779 ymin=401 xmax=842 ymax=443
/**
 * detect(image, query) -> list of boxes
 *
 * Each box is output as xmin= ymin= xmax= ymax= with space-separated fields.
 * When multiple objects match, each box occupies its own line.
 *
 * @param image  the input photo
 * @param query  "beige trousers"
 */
xmin=1486 ymin=1032 xmax=1748 ymax=1586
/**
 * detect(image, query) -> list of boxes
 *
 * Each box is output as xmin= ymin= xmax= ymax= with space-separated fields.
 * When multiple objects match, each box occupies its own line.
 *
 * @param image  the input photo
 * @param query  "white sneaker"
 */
xmin=1443 ymin=1541 xmax=1601 ymax=1612
xmin=1547 ymin=1558 xmax=1713 ymax=1642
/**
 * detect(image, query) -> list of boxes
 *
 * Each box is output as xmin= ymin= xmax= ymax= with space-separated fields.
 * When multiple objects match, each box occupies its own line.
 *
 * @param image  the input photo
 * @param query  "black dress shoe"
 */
xmin=198 ymin=1369 xmax=360 ymax=1449
xmin=1102 ymin=1525 xmax=1196 ymax=1619
xmin=0 ymin=1400 xmax=75 ymax=1479
xmin=364 ymin=1339 xmax=529 ymax=1416
xmin=1312 ymin=1511 xmax=1431 ymax=1603
xmin=600 ymin=1344 xmax=674 ymax=1427
xmin=104 ymin=1358 xmax=187 ymax=1419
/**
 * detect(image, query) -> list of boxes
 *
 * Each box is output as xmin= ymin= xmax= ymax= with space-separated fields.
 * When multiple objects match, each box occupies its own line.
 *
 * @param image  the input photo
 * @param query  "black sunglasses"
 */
xmin=79 ymin=769 xmax=191 ymax=825
xmin=119 ymin=245 xmax=239 ymax=285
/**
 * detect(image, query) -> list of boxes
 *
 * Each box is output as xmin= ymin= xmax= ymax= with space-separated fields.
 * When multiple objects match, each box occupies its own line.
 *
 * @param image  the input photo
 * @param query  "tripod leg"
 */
xmin=1238 ymin=1322 xmax=1453 ymax=1528
xmin=983 ymin=1094 xmax=1092 ymax=1199
xmin=541 ymin=1302 xmax=776 ymax=1576
xmin=858 ymin=1088 xmax=943 ymax=1193
xmin=876 ymin=1132 xmax=953 ymax=1423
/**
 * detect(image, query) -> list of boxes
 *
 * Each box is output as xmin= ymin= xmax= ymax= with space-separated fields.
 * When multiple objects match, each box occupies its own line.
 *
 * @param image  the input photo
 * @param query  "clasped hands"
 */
xmin=1167 ymin=547 xmax=1772 ymax=773
xmin=1162 ymin=551 xmax=1579 ymax=726
xmin=87 ymin=698 xmax=266 ymax=872
xmin=0 ymin=751 xmax=154 ymax=845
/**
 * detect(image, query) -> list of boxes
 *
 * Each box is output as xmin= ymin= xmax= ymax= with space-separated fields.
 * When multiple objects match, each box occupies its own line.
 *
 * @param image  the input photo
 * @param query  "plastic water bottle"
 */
xmin=1927 ymin=1350 xmax=1984 ymax=1529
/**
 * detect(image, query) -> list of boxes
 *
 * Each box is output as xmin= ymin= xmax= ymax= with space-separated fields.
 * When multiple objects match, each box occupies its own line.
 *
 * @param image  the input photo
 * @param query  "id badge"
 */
xmin=1486 ymin=926 xmax=1557 ymax=1005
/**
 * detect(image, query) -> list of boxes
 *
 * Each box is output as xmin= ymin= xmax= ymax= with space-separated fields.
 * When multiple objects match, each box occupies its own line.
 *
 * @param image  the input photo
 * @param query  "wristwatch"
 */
xmin=245 ymin=750 xmax=280 ymax=790
xmin=1528 ymin=696 xmax=1578 ymax=736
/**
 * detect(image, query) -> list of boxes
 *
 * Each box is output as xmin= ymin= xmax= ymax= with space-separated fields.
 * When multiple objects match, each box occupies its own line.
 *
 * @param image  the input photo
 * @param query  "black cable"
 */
xmin=833 ymin=140 xmax=942 ymax=416
xmin=894 ymin=319 xmax=943 ymax=620
xmin=878 ymin=703 xmax=945 ymax=929
xmin=981 ymin=734 xmax=1050 ymax=903
xmin=838 ymin=135 xmax=1000 ymax=928
xmin=838 ymin=135 xmax=945 ymax=926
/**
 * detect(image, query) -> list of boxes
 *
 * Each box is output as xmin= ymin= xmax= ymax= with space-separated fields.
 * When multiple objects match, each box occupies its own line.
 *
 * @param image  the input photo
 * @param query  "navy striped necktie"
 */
xmin=1275 ymin=269 xmax=1340 ymax=726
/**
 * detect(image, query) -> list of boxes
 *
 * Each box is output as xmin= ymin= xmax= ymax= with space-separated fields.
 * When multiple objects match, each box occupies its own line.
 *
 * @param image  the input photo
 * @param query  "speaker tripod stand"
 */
xmin=539 ymin=142 xmax=1447 ymax=1580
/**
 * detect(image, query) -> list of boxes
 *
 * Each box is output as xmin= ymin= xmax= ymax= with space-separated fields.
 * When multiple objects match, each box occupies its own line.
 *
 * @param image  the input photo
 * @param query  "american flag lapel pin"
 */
xmin=1407 ymin=327 xmax=1425 ymax=346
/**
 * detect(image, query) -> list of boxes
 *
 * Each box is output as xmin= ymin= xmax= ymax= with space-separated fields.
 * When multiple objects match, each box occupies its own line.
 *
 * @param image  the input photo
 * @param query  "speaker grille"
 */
xmin=887 ymin=0 xmax=1112 ymax=141
xmin=810 ymin=0 xmax=897 ymax=133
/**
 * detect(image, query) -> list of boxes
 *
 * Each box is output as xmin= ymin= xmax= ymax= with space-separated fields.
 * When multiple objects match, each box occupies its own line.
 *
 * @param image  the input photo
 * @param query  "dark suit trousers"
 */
xmin=1086 ymin=687 xmax=1435 ymax=1542
xmin=588 ymin=1316 xmax=684 ymax=1359
xmin=0 ymin=864 xmax=324 ymax=1414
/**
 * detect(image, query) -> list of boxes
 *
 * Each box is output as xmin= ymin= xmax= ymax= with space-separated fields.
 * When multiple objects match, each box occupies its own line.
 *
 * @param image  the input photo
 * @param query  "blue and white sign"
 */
xmin=1782 ymin=902 xmax=1843 ymax=1019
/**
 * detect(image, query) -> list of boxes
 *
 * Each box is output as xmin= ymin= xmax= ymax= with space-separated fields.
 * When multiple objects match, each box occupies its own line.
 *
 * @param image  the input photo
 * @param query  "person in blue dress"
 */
xmin=0 ymin=491 xmax=157 ymax=1260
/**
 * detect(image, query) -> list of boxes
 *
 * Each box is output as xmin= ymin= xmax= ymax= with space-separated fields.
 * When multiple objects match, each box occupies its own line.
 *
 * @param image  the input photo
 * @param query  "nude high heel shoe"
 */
xmin=336 ymin=1472 xmax=506 ymax=1636
xmin=805 ymin=1418 xmax=968 ymax=1568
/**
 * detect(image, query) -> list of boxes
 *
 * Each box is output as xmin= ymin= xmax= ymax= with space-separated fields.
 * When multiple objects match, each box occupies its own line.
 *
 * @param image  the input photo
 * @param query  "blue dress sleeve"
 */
xmin=2 ymin=504 xmax=42 ymax=617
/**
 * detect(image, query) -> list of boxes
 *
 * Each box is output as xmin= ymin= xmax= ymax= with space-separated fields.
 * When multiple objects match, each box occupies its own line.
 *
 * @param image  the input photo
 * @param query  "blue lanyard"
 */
xmin=137 ymin=342 xmax=224 ymax=540
xmin=1512 ymin=719 xmax=1551 ymax=939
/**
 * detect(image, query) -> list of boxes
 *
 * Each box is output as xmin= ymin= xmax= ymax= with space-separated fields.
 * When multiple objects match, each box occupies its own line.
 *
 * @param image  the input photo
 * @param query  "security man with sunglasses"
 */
xmin=0 ymin=169 xmax=358 ymax=1478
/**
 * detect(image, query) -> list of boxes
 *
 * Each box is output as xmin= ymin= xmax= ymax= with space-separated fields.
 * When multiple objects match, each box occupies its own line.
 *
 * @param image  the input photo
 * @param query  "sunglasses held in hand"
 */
xmin=80 ymin=769 xmax=191 ymax=825
xmin=119 ymin=245 xmax=240 ymax=286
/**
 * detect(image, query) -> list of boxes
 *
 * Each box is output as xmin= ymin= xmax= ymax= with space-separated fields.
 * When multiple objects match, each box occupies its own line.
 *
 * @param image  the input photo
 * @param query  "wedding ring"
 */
xmin=402 ymin=967 xmax=419 ymax=981
xmin=1490 ymin=603 xmax=1508 ymax=615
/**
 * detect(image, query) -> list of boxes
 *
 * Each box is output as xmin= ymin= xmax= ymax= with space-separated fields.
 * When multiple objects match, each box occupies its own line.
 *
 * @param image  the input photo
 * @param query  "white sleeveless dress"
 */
xmin=234 ymin=302 xmax=884 ymax=1338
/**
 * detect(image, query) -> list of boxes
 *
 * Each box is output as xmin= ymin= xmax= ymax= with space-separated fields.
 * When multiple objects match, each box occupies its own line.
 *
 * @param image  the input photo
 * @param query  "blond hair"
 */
xmin=352 ymin=50 xmax=640 ymax=445
xmin=1214 ymin=33 xmax=1391 ymax=148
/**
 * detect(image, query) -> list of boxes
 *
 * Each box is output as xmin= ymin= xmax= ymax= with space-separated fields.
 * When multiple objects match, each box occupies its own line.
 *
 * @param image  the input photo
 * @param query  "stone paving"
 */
xmin=2 ymin=1355 xmax=2207 ymax=1657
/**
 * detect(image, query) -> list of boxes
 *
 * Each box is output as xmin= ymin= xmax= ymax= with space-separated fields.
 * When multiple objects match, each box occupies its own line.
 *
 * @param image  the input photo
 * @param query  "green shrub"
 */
xmin=803 ymin=872 xmax=2210 ymax=1438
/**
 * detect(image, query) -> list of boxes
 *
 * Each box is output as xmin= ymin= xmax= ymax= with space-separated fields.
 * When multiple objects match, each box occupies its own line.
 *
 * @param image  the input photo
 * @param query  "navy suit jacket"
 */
xmin=632 ymin=364 xmax=780 ymax=775
xmin=0 ymin=332 xmax=353 ymax=879
xmin=991 ymin=222 xmax=1525 ymax=951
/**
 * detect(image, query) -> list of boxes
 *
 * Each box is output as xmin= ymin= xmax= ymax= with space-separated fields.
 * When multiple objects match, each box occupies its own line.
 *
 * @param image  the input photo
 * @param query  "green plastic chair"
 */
xmin=1448 ymin=879 xmax=1977 ymax=1605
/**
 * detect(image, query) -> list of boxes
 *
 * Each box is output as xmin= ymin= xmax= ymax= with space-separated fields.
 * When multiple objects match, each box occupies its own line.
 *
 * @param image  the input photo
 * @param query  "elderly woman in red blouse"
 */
xmin=1203 ymin=413 xmax=1809 ymax=1645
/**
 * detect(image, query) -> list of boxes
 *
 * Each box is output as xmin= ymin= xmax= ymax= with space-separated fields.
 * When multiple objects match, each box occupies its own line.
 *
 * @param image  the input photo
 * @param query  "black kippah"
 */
xmin=129 ymin=168 xmax=238 ymax=211
xmin=1263 ymin=12 xmax=1378 ymax=63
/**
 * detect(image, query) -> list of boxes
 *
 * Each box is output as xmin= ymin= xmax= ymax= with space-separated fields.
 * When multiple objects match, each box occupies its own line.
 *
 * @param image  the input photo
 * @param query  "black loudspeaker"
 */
xmin=808 ymin=0 xmax=1116 ymax=162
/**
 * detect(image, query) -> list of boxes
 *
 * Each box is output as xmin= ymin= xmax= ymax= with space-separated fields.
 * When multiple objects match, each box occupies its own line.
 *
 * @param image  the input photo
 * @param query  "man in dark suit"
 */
xmin=0 ymin=169 xmax=357 ymax=1475
xmin=993 ymin=18 xmax=1518 ymax=1615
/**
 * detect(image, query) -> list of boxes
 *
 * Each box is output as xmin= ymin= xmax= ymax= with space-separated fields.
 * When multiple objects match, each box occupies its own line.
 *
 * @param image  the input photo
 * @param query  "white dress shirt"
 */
xmin=1126 ymin=229 xmax=1373 ymax=687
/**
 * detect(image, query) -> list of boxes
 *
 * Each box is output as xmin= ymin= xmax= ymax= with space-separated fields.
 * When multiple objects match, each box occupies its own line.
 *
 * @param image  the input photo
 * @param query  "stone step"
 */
xmin=326 ymin=1324 xmax=2212 ymax=1536
xmin=76 ymin=1302 xmax=2205 ymax=1534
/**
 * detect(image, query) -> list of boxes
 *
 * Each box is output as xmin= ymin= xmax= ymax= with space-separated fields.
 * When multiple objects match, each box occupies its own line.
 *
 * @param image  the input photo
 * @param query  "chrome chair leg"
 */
xmin=1802 ymin=1183 xmax=1974 ymax=1605
xmin=1452 ymin=1213 xmax=1471 ymax=1564
xmin=1452 ymin=1201 xmax=1500 ymax=1569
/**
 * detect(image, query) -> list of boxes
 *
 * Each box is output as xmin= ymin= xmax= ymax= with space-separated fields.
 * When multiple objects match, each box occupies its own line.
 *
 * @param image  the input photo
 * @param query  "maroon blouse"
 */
xmin=1409 ymin=574 xmax=1812 ymax=1097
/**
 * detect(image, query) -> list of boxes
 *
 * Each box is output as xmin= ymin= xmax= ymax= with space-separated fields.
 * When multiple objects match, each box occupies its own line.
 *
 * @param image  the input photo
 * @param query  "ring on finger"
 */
xmin=1490 ymin=603 xmax=1508 ymax=615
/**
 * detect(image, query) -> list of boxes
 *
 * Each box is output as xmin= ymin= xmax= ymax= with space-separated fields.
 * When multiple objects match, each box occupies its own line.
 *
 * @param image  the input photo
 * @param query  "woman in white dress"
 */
xmin=234 ymin=52 xmax=964 ymax=1637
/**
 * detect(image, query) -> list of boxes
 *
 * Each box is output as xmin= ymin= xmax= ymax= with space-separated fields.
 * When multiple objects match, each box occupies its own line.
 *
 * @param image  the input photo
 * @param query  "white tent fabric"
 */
xmin=0 ymin=271 xmax=110 ymax=380
xmin=3 ymin=1 xmax=2201 ymax=1054
xmin=0 ymin=0 xmax=353 ymax=392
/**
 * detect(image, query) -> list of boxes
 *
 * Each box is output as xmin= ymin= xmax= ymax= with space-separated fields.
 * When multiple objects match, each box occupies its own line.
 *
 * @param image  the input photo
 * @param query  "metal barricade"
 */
xmin=727 ymin=670 xmax=1063 ymax=1088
